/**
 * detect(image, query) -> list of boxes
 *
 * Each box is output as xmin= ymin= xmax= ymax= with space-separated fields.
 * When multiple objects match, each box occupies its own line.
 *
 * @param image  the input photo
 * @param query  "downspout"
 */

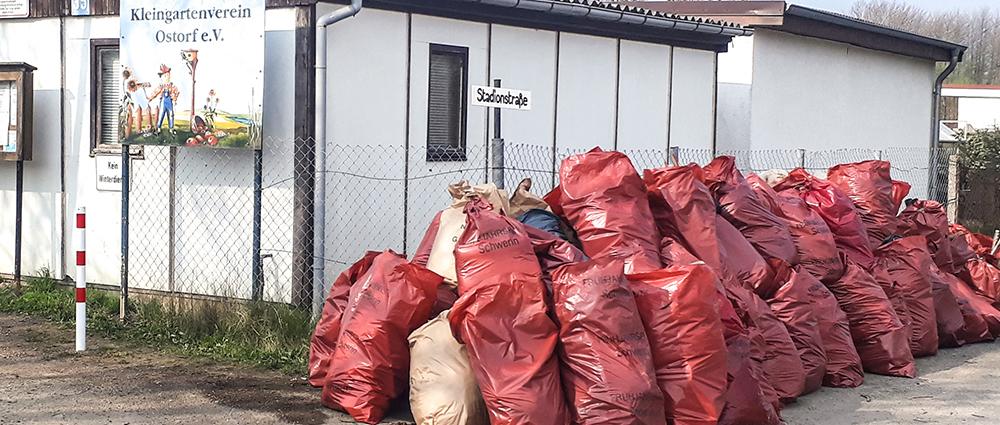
xmin=313 ymin=0 xmax=363 ymax=317
xmin=928 ymin=49 xmax=959 ymax=200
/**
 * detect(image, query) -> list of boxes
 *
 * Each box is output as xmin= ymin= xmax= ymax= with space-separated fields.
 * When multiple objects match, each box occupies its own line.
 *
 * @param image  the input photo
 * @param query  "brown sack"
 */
xmin=874 ymin=236 xmax=939 ymax=358
xmin=508 ymin=178 xmax=551 ymax=218
xmin=425 ymin=181 xmax=510 ymax=283
xmin=408 ymin=310 xmax=490 ymax=425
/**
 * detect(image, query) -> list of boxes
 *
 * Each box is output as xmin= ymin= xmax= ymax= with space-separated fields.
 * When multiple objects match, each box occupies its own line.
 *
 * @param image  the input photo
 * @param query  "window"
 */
xmin=90 ymin=39 xmax=141 ymax=156
xmin=426 ymin=44 xmax=468 ymax=162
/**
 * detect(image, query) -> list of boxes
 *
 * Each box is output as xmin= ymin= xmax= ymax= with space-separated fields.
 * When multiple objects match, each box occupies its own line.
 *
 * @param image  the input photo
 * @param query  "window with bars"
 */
xmin=91 ymin=39 xmax=121 ymax=154
xmin=426 ymin=44 xmax=468 ymax=162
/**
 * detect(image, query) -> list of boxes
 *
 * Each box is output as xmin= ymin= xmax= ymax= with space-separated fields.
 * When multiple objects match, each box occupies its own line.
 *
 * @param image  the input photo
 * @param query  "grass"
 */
xmin=0 ymin=272 xmax=312 ymax=375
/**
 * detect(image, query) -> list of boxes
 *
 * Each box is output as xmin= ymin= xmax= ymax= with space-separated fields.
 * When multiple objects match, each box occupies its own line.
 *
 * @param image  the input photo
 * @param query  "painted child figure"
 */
xmin=148 ymin=64 xmax=180 ymax=133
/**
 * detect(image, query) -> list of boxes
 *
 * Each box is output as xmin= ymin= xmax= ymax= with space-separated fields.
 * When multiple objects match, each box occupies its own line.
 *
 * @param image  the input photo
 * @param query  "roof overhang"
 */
xmin=324 ymin=0 xmax=751 ymax=52
xmin=614 ymin=1 xmax=966 ymax=61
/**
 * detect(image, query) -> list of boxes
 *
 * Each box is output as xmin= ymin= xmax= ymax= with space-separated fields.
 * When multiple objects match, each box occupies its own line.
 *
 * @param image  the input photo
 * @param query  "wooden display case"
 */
xmin=0 ymin=62 xmax=36 ymax=161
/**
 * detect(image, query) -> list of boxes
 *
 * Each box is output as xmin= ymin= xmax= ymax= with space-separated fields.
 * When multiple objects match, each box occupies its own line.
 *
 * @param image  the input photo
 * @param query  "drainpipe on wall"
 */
xmin=928 ymin=49 xmax=960 ymax=199
xmin=313 ymin=0 xmax=363 ymax=317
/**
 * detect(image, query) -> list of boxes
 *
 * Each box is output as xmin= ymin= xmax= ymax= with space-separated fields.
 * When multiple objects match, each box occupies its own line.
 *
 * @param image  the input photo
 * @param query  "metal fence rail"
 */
xmin=120 ymin=141 xmax=959 ymax=313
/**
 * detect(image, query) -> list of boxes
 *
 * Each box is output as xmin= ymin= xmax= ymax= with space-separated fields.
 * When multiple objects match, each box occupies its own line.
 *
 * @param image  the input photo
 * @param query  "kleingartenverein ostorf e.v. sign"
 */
xmin=119 ymin=0 xmax=264 ymax=149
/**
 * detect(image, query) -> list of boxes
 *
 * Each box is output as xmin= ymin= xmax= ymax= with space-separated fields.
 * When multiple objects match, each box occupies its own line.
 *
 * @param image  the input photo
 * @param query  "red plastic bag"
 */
xmin=321 ymin=251 xmax=443 ymax=423
xmin=704 ymin=157 xmax=798 ymax=266
xmin=950 ymin=223 xmax=998 ymax=265
xmin=767 ymin=270 xmax=829 ymax=394
xmin=411 ymin=211 xmax=442 ymax=267
xmin=556 ymin=148 xmax=662 ymax=273
xmin=716 ymin=215 xmax=777 ymax=299
xmin=891 ymin=180 xmax=911 ymax=212
xmin=308 ymin=251 xmax=380 ymax=387
xmin=958 ymin=259 xmax=1000 ymax=309
xmin=875 ymin=236 xmax=939 ymax=357
xmin=525 ymin=225 xmax=588 ymax=292
xmin=626 ymin=264 xmax=738 ymax=425
xmin=448 ymin=199 xmax=570 ymax=425
xmin=941 ymin=273 xmax=1000 ymax=343
xmin=826 ymin=254 xmax=915 ymax=377
xmin=748 ymin=174 xmax=844 ymax=283
xmin=927 ymin=263 xmax=980 ymax=347
xmin=789 ymin=269 xmax=864 ymax=388
xmin=898 ymin=201 xmax=955 ymax=273
xmin=552 ymin=258 xmax=665 ymax=425
xmin=717 ymin=290 xmax=782 ymax=425
xmin=774 ymin=169 xmax=875 ymax=270
xmin=644 ymin=164 xmax=725 ymax=273
xmin=454 ymin=198 xmax=540 ymax=295
xmin=827 ymin=160 xmax=899 ymax=247
xmin=747 ymin=291 xmax=806 ymax=402
xmin=629 ymin=264 xmax=729 ymax=425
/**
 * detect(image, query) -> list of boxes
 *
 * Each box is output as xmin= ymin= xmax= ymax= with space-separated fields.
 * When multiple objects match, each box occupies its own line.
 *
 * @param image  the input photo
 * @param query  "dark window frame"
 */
xmin=90 ymin=38 xmax=142 ymax=158
xmin=425 ymin=43 xmax=469 ymax=162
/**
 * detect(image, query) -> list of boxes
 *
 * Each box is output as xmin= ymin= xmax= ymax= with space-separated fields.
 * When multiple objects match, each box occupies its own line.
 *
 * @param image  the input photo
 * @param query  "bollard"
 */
xmin=75 ymin=207 xmax=87 ymax=352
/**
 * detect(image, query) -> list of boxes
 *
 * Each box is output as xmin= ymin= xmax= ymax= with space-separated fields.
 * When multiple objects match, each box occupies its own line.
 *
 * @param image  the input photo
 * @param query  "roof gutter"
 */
xmin=459 ymin=0 xmax=752 ymax=37
xmin=928 ymin=48 xmax=960 ymax=199
xmin=313 ymin=0 xmax=363 ymax=317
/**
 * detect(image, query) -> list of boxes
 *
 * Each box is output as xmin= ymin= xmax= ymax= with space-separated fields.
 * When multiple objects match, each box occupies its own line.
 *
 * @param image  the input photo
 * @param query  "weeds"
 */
xmin=0 ymin=273 xmax=311 ymax=375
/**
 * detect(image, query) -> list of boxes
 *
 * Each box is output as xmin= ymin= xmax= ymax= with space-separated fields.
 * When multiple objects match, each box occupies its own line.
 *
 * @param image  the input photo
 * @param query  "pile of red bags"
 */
xmin=309 ymin=151 xmax=1000 ymax=425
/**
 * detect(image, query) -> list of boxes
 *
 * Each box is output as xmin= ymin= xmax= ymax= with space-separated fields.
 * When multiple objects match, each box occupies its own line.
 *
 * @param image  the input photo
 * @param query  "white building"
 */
xmin=627 ymin=1 xmax=966 ymax=196
xmin=0 ymin=0 xmax=747 ymax=304
xmin=941 ymin=85 xmax=1000 ymax=131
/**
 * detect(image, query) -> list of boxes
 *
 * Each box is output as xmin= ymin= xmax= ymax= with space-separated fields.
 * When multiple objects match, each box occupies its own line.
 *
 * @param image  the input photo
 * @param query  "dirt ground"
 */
xmin=2 ymin=312 xmax=999 ymax=425
xmin=0 ymin=313 xmax=413 ymax=425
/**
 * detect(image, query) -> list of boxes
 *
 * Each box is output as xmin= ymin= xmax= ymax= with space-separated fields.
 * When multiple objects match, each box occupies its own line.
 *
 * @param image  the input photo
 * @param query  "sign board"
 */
xmin=0 ymin=0 xmax=28 ymax=18
xmin=0 ymin=63 xmax=35 ymax=161
xmin=119 ymin=0 xmax=264 ymax=149
xmin=95 ymin=155 xmax=123 ymax=192
xmin=471 ymin=85 xmax=531 ymax=111
xmin=70 ymin=0 xmax=90 ymax=16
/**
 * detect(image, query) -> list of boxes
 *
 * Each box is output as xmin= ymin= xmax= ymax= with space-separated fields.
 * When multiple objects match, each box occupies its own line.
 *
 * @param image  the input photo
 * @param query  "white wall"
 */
xmin=749 ymin=30 xmax=935 ymax=151
xmin=0 ymin=18 xmax=63 ymax=278
xmin=957 ymin=97 xmax=1000 ymax=129
xmin=669 ymin=47 xmax=717 ymax=151
xmin=555 ymin=33 xmax=618 ymax=151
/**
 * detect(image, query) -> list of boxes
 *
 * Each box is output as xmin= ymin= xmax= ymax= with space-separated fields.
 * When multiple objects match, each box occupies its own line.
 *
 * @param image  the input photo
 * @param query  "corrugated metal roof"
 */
xmin=553 ymin=0 xmax=748 ymax=29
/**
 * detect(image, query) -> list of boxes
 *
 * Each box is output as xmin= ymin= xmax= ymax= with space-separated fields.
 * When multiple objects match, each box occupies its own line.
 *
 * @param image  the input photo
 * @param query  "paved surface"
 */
xmin=2 ymin=312 xmax=999 ymax=424
xmin=0 ymin=313 xmax=413 ymax=425
xmin=783 ymin=340 xmax=1000 ymax=424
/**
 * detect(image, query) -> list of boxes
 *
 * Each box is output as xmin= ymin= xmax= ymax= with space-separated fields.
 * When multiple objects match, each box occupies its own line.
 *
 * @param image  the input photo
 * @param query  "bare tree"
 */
xmin=852 ymin=0 xmax=1000 ymax=85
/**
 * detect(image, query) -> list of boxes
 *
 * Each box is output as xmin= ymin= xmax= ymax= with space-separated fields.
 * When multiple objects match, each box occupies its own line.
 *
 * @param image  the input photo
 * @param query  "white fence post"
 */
xmin=75 ymin=206 xmax=87 ymax=352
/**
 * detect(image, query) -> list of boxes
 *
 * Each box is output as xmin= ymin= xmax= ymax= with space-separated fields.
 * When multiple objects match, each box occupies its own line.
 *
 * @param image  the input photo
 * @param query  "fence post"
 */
xmin=252 ymin=148 xmax=264 ymax=301
xmin=798 ymin=148 xmax=806 ymax=169
xmin=120 ymin=145 xmax=129 ymax=321
xmin=13 ymin=159 xmax=23 ymax=290
xmin=75 ymin=207 xmax=87 ymax=352
xmin=669 ymin=146 xmax=680 ymax=166
xmin=946 ymin=154 xmax=960 ymax=223
xmin=490 ymin=79 xmax=505 ymax=189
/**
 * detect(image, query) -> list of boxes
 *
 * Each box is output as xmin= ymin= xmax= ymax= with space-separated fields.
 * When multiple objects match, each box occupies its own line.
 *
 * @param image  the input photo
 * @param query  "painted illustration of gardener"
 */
xmin=147 ymin=64 xmax=180 ymax=133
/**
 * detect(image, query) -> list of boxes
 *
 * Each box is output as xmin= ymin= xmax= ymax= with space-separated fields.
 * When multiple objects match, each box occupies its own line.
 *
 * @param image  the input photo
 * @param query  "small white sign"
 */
xmin=70 ymin=0 xmax=90 ymax=16
xmin=96 ymin=155 xmax=123 ymax=192
xmin=471 ymin=85 xmax=531 ymax=111
xmin=0 ymin=0 xmax=28 ymax=18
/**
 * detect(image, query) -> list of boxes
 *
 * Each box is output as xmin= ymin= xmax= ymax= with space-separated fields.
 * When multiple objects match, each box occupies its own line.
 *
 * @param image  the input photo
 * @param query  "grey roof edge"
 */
xmin=784 ymin=4 xmax=966 ymax=56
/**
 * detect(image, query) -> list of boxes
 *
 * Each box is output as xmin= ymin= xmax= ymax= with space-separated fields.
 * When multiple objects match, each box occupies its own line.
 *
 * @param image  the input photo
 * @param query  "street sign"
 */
xmin=471 ymin=85 xmax=531 ymax=111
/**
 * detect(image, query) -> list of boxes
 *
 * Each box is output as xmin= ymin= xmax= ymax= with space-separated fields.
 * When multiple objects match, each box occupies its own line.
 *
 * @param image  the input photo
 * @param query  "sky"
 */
xmin=794 ymin=0 xmax=997 ymax=14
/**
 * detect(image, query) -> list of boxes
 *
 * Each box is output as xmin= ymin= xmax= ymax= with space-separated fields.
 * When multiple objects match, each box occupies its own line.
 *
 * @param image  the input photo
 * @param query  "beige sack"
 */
xmin=408 ymin=311 xmax=489 ymax=425
xmin=425 ymin=181 xmax=509 ymax=284
xmin=508 ymin=178 xmax=551 ymax=218
xmin=761 ymin=169 xmax=791 ymax=187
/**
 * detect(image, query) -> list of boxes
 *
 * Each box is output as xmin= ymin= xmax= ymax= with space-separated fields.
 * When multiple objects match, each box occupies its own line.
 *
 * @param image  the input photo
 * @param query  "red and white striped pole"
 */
xmin=75 ymin=206 xmax=86 ymax=352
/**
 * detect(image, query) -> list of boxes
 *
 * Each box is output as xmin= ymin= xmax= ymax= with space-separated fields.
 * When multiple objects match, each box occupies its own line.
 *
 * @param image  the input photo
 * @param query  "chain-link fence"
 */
xmin=121 ymin=141 xmax=960 ymax=314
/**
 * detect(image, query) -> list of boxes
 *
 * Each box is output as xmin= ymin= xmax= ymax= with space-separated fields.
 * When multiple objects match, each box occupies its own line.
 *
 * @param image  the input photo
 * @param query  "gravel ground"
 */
xmin=2 ymin=311 xmax=999 ymax=424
